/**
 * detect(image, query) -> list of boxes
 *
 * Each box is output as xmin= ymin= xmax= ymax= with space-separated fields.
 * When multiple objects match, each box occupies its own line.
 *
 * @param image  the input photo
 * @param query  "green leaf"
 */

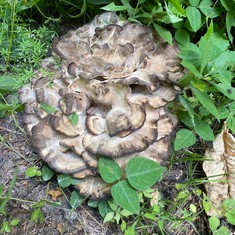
xmin=174 ymin=129 xmax=196 ymax=150
xmin=121 ymin=220 xmax=126 ymax=232
xmin=223 ymin=199 xmax=235 ymax=214
xmin=0 ymin=75 xmax=19 ymax=92
xmin=2 ymin=220 xmax=11 ymax=233
xmin=87 ymin=199 xmax=99 ymax=208
xmin=177 ymin=111 xmax=194 ymax=127
xmin=25 ymin=166 xmax=41 ymax=177
xmin=0 ymin=184 xmax=3 ymax=196
xmin=175 ymin=29 xmax=190 ymax=46
xmin=57 ymin=174 xmax=72 ymax=188
xmin=189 ymin=0 xmax=200 ymax=6
xmin=10 ymin=219 xmax=20 ymax=226
xmin=211 ymin=83 xmax=235 ymax=100
xmin=42 ymin=165 xmax=54 ymax=181
xmin=68 ymin=113 xmax=79 ymax=125
xmin=195 ymin=122 xmax=215 ymax=141
xmin=178 ymin=95 xmax=195 ymax=123
xmin=153 ymin=23 xmax=172 ymax=45
xmin=214 ymin=226 xmax=231 ymax=235
xmin=226 ymin=11 xmax=235 ymax=42
xmin=190 ymin=86 xmax=220 ymax=119
xmin=40 ymin=103 xmax=57 ymax=114
xmin=111 ymin=180 xmax=140 ymax=214
xmin=165 ymin=2 xmax=183 ymax=23
xmin=220 ymin=0 xmax=235 ymax=11
xmin=100 ymin=2 xmax=130 ymax=11
xmin=98 ymin=201 xmax=112 ymax=218
xmin=225 ymin=212 xmax=235 ymax=225
xmin=168 ymin=0 xmax=186 ymax=15
xmin=186 ymin=6 xmax=201 ymax=32
xmin=31 ymin=208 xmax=44 ymax=223
xmin=69 ymin=191 xmax=84 ymax=209
xmin=99 ymin=156 xmax=122 ymax=183
xmin=103 ymin=212 xmax=115 ymax=222
xmin=144 ymin=212 xmax=156 ymax=221
xmin=229 ymin=101 xmax=235 ymax=113
xmin=181 ymin=61 xmax=202 ymax=78
xmin=209 ymin=216 xmax=220 ymax=232
xmin=199 ymin=0 xmax=222 ymax=18
xmin=126 ymin=157 xmax=165 ymax=190
xmin=124 ymin=226 xmax=135 ymax=235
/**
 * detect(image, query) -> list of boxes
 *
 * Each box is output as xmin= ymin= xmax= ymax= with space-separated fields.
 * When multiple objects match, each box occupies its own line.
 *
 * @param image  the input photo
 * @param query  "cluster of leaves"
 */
xmin=207 ymin=199 xmax=235 ymax=235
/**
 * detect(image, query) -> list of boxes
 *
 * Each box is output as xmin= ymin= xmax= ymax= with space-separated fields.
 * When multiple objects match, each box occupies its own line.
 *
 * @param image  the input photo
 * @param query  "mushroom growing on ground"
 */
xmin=19 ymin=12 xmax=183 ymax=198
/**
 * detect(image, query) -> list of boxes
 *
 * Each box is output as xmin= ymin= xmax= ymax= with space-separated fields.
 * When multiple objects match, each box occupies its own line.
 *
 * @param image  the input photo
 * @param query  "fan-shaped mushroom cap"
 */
xmin=19 ymin=12 xmax=183 ymax=199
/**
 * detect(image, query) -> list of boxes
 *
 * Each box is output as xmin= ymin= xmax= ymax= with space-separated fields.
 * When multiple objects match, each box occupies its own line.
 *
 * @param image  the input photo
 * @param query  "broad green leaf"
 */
xmin=40 ymin=103 xmax=57 ymax=114
xmin=199 ymin=0 xmax=222 ymax=18
xmin=0 ymin=103 xmax=14 ymax=112
xmin=225 ymin=212 xmax=235 ymax=225
xmin=214 ymin=226 xmax=231 ymax=235
xmin=31 ymin=208 xmax=44 ymax=223
xmin=87 ymin=199 xmax=99 ymax=208
xmin=98 ymin=201 xmax=112 ymax=218
xmin=144 ymin=212 xmax=156 ymax=221
xmin=2 ymin=220 xmax=11 ymax=233
xmin=226 ymin=11 xmax=235 ymax=42
xmin=25 ymin=166 xmax=41 ymax=177
xmin=68 ymin=113 xmax=79 ymax=125
xmin=190 ymin=86 xmax=220 ymax=119
xmin=168 ymin=0 xmax=186 ymax=15
xmin=103 ymin=212 xmax=114 ymax=222
xmin=209 ymin=216 xmax=220 ymax=232
xmin=218 ymin=106 xmax=229 ymax=119
xmin=177 ymin=110 xmax=194 ymax=127
xmin=220 ymin=0 xmax=235 ymax=11
xmin=101 ymin=2 xmax=130 ymax=11
xmin=0 ymin=75 xmax=20 ymax=91
xmin=189 ymin=0 xmax=200 ymax=6
xmin=108 ymin=201 xmax=118 ymax=211
xmin=69 ymin=191 xmax=84 ymax=209
xmin=111 ymin=180 xmax=140 ymax=214
xmin=153 ymin=23 xmax=172 ymax=45
xmin=214 ymin=51 xmax=231 ymax=68
xmin=195 ymin=122 xmax=215 ymax=141
xmin=229 ymin=101 xmax=235 ymax=113
xmin=186 ymin=7 xmax=201 ymax=32
xmin=57 ymin=174 xmax=72 ymax=188
xmin=224 ymin=199 xmax=235 ymax=214
xmin=212 ymin=83 xmax=235 ymax=100
xmin=126 ymin=157 xmax=165 ymax=190
xmin=175 ymin=29 xmax=190 ymax=46
xmin=42 ymin=165 xmax=54 ymax=181
xmin=181 ymin=61 xmax=202 ymax=78
xmin=10 ymin=219 xmax=20 ymax=226
xmin=165 ymin=2 xmax=183 ymax=23
xmin=174 ymin=129 xmax=196 ymax=150
xmin=99 ymin=156 xmax=121 ymax=183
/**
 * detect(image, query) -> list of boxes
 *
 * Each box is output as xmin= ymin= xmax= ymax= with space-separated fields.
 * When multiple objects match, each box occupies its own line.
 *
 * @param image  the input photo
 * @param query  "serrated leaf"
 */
xmin=99 ymin=156 xmax=121 ymax=183
xmin=98 ymin=201 xmax=112 ymax=218
xmin=186 ymin=6 xmax=201 ymax=32
xmin=174 ymin=129 xmax=196 ymax=150
xmin=111 ymin=180 xmax=140 ymax=214
xmin=153 ymin=23 xmax=172 ymax=45
xmin=190 ymin=86 xmax=220 ymax=119
xmin=40 ymin=103 xmax=57 ymax=114
xmin=195 ymin=122 xmax=215 ymax=141
xmin=168 ymin=0 xmax=186 ymax=15
xmin=42 ymin=165 xmax=54 ymax=181
xmin=69 ymin=191 xmax=84 ymax=209
xmin=126 ymin=157 xmax=164 ymax=190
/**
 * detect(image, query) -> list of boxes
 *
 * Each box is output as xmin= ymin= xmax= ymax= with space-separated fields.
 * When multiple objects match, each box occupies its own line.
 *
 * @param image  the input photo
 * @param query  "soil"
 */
xmin=0 ymin=112 xmax=229 ymax=235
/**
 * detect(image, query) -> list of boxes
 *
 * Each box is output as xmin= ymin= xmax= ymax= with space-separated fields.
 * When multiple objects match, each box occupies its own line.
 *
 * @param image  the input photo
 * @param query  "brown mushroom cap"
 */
xmin=19 ymin=12 xmax=183 ymax=199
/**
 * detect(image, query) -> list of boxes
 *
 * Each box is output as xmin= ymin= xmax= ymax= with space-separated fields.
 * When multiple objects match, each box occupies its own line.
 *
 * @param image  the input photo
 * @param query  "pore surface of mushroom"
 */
xmin=19 ymin=12 xmax=183 ymax=198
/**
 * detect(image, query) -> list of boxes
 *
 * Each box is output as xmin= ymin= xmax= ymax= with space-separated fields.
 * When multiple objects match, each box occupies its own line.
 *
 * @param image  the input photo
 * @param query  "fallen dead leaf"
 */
xmin=48 ymin=188 xmax=63 ymax=201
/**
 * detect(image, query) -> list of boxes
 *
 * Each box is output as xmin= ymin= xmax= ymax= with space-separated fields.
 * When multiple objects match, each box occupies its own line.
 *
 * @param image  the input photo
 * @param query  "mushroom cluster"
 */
xmin=19 ymin=13 xmax=183 ymax=198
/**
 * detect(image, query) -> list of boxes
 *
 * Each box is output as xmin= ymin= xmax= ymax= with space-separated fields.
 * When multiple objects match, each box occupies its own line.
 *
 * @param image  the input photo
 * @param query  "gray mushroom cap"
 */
xmin=19 ymin=12 xmax=183 ymax=199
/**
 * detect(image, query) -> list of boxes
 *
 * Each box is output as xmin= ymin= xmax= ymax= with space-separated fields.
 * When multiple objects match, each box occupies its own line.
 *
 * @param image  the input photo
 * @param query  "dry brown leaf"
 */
xmin=48 ymin=188 xmax=63 ymax=201
xmin=203 ymin=126 xmax=235 ymax=217
xmin=150 ymin=191 xmax=159 ymax=207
